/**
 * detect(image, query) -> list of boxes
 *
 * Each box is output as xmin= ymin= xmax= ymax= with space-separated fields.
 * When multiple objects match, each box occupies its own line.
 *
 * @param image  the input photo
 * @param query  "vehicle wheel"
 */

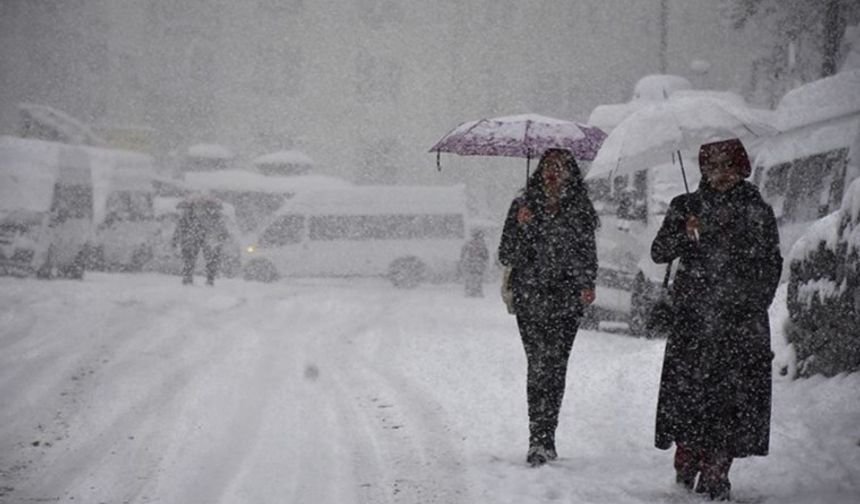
xmin=222 ymin=254 xmax=241 ymax=278
xmin=388 ymin=256 xmax=426 ymax=289
xmin=81 ymin=243 xmax=105 ymax=271
xmin=243 ymin=258 xmax=279 ymax=283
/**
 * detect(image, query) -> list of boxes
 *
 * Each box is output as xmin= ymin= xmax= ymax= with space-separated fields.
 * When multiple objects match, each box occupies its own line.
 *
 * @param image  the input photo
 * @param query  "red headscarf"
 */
xmin=698 ymin=138 xmax=751 ymax=178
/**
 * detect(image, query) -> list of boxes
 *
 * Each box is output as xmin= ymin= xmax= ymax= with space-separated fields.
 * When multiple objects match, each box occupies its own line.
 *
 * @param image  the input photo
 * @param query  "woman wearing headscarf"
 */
xmin=498 ymin=148 xmax=599 ymax=467
xmin=651 ymin=138 xmax=782 ymax=500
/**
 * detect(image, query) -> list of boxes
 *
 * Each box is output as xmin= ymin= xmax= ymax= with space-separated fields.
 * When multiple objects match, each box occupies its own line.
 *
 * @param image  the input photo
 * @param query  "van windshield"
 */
xmin=259 ymin=214 xmax=305 ymax=246
xmin=308 ymin=214 xmax=465 ymax=241
xmin=105 ymin=191 xmax=154 ymax=223
xmin=51 ymin=183 xmax=94 ymax=223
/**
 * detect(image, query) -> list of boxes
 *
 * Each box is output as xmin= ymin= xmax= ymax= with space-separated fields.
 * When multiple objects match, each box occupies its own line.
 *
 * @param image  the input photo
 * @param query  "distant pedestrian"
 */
xmin=172 ymin=195 xmax=229 ymax=286
xmin=460 ymin=229 xmax=489 ymax=297
xmin=498 ymin=148 xmax=599 ymax=467
xmin=651 ymin=138 xmax=782 ymax=501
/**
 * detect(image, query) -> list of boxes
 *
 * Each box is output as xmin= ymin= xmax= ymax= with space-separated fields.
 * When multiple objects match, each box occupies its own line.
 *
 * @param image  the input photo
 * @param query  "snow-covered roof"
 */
xmin=632 ymin=75 xmax=692 ymax=101
xmin=253 ymin=150 xmax=314 ymax=166
xmin=776 ymin=69 xmax=860 ymax=131
xmin=278 ymin=185 xmax=466 ymax=216
xmin=17 ymin=102 xmax=106 ymax=147
xmin=186 ymin=143 xmax=234 ymax=159
xmin=587 ymin=102 xmax=647 ymax=133
xmin=184 ymin=169 xmax=351 ymax=194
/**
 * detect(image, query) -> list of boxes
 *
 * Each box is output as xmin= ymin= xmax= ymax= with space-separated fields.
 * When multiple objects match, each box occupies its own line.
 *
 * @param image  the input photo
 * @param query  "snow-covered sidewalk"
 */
xmin=0 ymin=274 xmax=858 ymax=503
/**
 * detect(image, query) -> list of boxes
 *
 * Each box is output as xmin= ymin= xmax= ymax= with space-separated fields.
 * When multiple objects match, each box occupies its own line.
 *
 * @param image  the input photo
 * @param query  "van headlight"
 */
xmin=246 ymin=245 xmax=256 ymax=253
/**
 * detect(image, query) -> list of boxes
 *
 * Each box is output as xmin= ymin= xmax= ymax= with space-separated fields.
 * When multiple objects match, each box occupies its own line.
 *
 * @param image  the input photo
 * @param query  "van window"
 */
xmin=759 ymin=148 xmax=848 ymax=223
xmin=260 ymin=214 xmax=305 ymax=246
xmin=50 ymin=183 xmax=94 ymax=223
xmin=308 ymin=214 xmax=465 ymax=241
xmin=105 ymin=191 xmax=154 ymax=224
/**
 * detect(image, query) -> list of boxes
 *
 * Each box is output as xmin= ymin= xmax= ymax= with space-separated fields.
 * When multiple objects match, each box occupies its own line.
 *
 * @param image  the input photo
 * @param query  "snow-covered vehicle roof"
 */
xmin=775 ymin=69 xmax=860 ymax=131
xmin=186 ymin=143 xmax=234 ymax=160
xmin=252 ymin=150 xmax=314 ymax=167
xmin=277 ymin=184 xmax=467 ymax=216
xmin=588 ymin=102 xmax=647 ymax=134
xmin=755 ymin=70 xmax=860 ymax=168
xmin=632 ymin=74 xmax=692 ymax=101
xmin=183 ymin=169 xmax=352 ymax=194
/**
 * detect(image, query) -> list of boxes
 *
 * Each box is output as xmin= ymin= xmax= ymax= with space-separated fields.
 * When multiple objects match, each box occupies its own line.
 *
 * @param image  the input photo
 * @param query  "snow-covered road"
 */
xmin=1 ymin=274 xmax=858 ymax=504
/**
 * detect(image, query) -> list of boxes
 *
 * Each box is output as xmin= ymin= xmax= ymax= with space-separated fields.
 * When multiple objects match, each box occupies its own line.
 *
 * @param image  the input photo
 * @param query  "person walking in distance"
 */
xmin=460 ymin=229 xmax=489 ymax=297
xmin=172 ymin=195 xmax=229 ymax=286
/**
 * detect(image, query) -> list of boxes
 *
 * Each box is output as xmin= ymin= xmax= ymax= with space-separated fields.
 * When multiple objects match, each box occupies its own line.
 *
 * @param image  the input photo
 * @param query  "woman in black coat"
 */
xmin=498 ymin=148 xmax=599 ymax=467
xmin=651 ymin=138 xmax=782 ymax=500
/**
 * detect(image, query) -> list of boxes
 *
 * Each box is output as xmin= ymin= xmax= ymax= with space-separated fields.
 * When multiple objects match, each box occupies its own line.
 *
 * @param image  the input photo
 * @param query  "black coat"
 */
xmin=498 ymin=184 xmax=598 ymax=320
xmin=651 ymin=181 xmax=782 ymax=457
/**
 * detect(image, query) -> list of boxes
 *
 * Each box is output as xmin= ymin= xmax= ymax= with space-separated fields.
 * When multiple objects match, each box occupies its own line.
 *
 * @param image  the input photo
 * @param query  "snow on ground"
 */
xmin=0 ymin=274 xmax=858 ymax=504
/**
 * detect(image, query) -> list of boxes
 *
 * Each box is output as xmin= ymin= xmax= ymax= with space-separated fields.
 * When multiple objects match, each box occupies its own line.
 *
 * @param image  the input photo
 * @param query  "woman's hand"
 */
xmin=517 ymin=206 xmax=533 ymax=224
xmin=685 ymin=216 xmax=700 ymax=242
xmin=580 ymin=288 xmax=595 ymax=305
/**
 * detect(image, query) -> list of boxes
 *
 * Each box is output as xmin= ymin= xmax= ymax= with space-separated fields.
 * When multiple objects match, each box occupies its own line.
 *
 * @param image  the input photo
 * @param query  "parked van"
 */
xmin=752 ymin=69 xmax=860 ymax=263
xmin=242 ymin=185 xmax=467 ymax=287
xmin=0 ymin=137 xmax=94 ymax=278
xmin=90 ymin=168 xmax=159 ymax=271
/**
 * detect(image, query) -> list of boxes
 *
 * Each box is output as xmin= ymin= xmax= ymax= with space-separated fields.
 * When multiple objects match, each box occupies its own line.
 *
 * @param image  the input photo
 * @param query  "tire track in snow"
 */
xmin=283 ymin=288 xmax=470 ymax=504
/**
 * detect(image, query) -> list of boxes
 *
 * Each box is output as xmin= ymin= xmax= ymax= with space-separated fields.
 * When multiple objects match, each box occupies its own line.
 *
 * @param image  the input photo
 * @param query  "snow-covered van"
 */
xmin=242 ymin=185 xmax=467 ymax=287
xmin=90 ymin=167 xmax=159 ymax=271
xmin=753 ymin=69 xmax=860 ymax=264
xmin=0 ymin=137 xmax=94 ymax=278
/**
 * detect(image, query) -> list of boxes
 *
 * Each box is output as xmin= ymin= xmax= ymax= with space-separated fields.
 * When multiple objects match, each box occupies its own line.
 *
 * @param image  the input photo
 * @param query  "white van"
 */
xmin=91 ymin=168 xmax=160 ymax=271
xmin=242 ymin=185 xmax=467 ymax=287
xmin=752 ymin=69 xmax=860 ymax=263
xmin=0 ymin=137 xmax=94 ymax=278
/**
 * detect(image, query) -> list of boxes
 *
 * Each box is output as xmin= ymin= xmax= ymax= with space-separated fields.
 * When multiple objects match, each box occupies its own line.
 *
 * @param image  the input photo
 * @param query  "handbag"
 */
xmin=645 ymin=261 xmax=676 ymax=337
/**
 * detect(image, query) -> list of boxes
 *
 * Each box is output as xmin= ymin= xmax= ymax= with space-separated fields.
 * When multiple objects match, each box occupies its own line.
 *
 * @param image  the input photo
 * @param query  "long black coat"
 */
xmin=652 ymin=181 xmax=782 ymax=457
xmin=498 ymin=185 xmax=598 ymax=320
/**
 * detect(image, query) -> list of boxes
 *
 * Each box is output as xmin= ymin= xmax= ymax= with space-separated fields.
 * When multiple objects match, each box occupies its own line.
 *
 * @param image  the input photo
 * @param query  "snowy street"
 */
xmin=1 ymin=274 xmax=858 ymax=504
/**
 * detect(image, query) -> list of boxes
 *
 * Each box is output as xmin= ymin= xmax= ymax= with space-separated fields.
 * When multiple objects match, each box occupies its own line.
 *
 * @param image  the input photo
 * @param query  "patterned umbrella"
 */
xmin=429 ymin=114 xmax=607 ymax=170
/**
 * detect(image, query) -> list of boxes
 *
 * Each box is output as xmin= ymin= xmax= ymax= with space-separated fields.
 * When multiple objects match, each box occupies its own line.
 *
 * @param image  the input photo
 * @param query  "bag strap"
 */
xmin=662 ymin=260 xmax=673 ymax=290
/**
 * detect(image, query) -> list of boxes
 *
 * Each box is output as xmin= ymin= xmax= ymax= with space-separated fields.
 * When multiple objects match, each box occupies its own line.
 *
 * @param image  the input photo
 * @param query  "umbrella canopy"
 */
xmin=586 ymin=96 xmax=777 ymax=182
xmin=429 ymin=113 xmax=607 ymax=163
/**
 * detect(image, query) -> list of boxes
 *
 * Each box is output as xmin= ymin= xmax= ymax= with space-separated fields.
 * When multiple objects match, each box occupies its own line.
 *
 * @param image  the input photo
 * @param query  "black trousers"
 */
xmin=516 ymin=314 xmax=580 ymax=449
xmin=181 ymin=243 xmax=221 ymax=283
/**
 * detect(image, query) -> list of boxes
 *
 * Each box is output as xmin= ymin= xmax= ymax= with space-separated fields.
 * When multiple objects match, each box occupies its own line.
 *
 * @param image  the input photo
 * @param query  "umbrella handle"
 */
xmin=436 ymin=150 xmax=441 ymax=171
xmin=525 ymin=151 xmax=531 ymax=186
xmin=677 ymin=150 xmax=690 ymax=194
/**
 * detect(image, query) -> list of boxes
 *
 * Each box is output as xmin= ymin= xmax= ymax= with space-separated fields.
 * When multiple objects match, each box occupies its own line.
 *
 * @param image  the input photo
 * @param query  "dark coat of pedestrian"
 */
xmin=498 ymin=148 xmax=599 ymax=467
xmin=172 ymin=196 xmax=229 ymax=286
xmin=461 ymin=229 xmax=489 ymax=297
xmin=651 ymin=138 xmax=782 ymax=500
